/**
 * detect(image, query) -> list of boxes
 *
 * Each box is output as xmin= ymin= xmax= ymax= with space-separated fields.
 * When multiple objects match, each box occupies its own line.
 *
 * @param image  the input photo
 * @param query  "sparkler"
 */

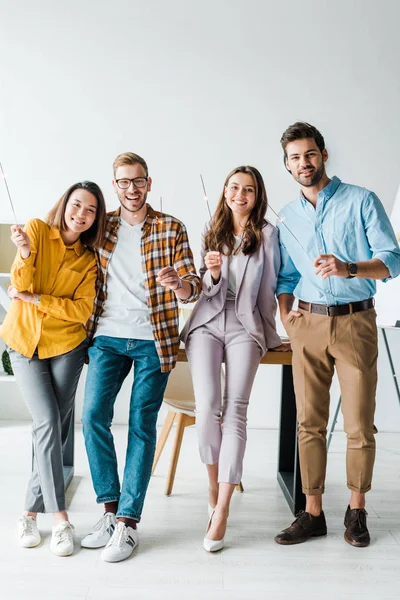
xmin=268 ymin=203 xmax=314 ymax=262
xmin=200 ymin=173 xmax=212 ymax=220
xmin=199 ymin=173 xmax=218 ymax=250
xmin=156 ymin=195 xmax=163 ymax=225
xmin=0 ymin=161 xmax=18 ymax=225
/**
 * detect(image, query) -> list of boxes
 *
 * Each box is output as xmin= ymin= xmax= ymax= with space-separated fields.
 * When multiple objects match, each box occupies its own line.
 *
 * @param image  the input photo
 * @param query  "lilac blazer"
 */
xmin=180 ymin=220 xmax=282 ymax=354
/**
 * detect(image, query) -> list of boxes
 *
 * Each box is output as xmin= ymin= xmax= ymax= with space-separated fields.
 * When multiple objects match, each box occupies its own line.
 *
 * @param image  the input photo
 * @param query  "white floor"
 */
xmin=0 ymin=422 xmax=399 ymax=600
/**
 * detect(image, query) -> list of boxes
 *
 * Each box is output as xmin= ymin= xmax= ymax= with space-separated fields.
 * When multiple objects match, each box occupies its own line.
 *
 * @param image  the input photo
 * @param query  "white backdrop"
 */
xmin=1 ymin=0 xmax=400 ymax=430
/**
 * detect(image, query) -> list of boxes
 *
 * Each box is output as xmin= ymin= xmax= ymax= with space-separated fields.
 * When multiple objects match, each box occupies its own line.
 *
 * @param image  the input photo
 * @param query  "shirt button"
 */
xmin=206 ymin=298 xmax=212 ymax=302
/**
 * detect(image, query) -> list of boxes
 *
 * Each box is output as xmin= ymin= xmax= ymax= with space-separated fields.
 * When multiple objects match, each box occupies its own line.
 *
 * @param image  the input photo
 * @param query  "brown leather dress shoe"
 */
xmin=344 ymin=506 xmax=370 ymax=547
xmin=274 ymin=510 xmax=327 ymax=545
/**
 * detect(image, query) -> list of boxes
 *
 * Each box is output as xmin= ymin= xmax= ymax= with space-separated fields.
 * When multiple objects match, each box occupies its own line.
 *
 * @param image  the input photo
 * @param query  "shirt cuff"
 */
xmin=276 ymin=283 xmax=296 ymax=296
xmin=179 ymin=279 xmax=199 ymax=304
xmin=374 ymin=252 xmax=400 ymax=282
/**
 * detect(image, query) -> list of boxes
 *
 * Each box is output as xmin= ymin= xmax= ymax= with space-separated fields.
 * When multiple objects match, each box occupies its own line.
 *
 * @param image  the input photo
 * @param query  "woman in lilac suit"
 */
xmin=181 ymin=166 xmax=289 ymax=552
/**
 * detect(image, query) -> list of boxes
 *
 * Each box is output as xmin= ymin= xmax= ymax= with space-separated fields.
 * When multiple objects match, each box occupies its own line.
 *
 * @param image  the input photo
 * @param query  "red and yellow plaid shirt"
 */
xmin=87 ymin=204 xmax=200 ymax=371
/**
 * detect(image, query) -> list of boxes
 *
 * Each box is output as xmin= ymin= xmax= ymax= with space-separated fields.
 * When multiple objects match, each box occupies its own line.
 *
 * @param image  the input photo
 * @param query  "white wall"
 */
xmin=1 ymin=0 xmax=400 ymax=430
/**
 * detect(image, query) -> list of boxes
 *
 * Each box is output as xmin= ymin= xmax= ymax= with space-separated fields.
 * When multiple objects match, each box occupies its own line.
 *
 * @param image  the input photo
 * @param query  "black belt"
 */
xmin=298 ymin=298 xmax=374 ymax=317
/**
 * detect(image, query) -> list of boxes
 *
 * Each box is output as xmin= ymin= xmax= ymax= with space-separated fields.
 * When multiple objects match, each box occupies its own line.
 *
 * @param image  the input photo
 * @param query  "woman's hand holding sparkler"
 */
xmin=10 ymin=225 xmax=31 ymax=259
xmin=204 ymin=251 xmax=222 ymax=284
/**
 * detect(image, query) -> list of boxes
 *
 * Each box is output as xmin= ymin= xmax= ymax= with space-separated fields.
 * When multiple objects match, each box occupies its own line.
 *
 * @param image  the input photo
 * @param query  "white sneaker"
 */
xmin=18 ymin=515 xmax=41 ymax=548
xmin=101 ymin=522 xmax=139 ymax=563
xmin=81 ymin=512 xmax=117 ymax=549
xmin=50 ymin=521 xmax=74 ymax=557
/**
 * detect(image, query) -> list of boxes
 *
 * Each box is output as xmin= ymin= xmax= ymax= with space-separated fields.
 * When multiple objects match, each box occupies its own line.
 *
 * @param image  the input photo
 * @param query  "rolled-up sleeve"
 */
xmin=276 ymin=238 xmax=301 ymax=296
xmin=10 ymin=220 xmax=38 ymax=291
xmin=174 ymin=224 xmax=201 ymax=303
xmin=363 ymin=192 xmax=400 ymax=281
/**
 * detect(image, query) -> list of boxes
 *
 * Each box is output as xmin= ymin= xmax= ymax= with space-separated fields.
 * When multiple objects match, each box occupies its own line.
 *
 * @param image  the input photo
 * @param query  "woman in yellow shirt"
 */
xmin=0 ymin=181 xmax=106 ymax=557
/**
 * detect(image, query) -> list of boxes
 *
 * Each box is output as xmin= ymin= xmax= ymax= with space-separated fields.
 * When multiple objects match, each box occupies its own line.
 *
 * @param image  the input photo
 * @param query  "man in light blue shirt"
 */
xmin=274 ymin=122 xmax=400 ymax=548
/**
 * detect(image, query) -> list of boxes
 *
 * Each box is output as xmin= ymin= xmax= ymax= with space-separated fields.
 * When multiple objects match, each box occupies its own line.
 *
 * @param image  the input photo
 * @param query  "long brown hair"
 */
xmin=46 ymin=181 xmax=106 ymax=249
xmin=204 ymin=166 xmax=268 ymax=256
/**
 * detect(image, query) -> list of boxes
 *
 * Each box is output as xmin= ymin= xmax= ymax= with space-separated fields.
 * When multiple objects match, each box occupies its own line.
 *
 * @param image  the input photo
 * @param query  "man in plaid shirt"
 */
xmin=81 ymin=152 xmax=200 ymax=562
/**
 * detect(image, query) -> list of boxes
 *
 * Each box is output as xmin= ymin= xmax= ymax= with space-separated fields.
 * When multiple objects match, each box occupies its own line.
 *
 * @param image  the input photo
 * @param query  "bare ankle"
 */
xmin=214 ymin=505 xmax=229 ymax=519
xmin=24 ymin=511 xmax=37 ymax=520
xmin=208 ymin=487 xmax=218 ymax=507
xmin=53 ymin=511 xmax=69 ymax=524
xmin=305 ymin=498 xmax=322 ymax=517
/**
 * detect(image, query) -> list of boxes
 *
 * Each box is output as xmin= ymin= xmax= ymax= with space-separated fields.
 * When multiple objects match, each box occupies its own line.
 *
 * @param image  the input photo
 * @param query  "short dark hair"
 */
xmin=46 ymin=181 xmax=106 ymax=249
xmin=280 ymin=122 xmax=325 ymax=156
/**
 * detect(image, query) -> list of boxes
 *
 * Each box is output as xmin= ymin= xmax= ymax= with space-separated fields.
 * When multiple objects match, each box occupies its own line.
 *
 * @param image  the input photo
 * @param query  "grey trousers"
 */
xmin=185 ymin=301 xmax=262 ymax=484
xmin=8 ymin=340 xmax=87 ymax=513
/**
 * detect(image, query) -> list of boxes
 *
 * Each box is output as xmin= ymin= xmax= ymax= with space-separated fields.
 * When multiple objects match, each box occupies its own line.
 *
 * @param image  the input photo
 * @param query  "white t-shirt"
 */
xmin=226 ymin=235 xmax=242 ymax=301
xmin=94 ymin=217 xmax=153 ymax=340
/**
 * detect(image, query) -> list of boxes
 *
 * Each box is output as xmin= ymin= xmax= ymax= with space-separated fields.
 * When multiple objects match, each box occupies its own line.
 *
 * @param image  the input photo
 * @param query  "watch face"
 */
xmin=349 ymin=263 xmax=358 ymax=275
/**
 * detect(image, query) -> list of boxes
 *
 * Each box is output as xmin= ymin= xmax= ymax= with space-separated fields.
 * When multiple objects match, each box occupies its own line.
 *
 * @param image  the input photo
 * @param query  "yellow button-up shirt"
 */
xmin=0 ymin=218 xmax=97 ymax=358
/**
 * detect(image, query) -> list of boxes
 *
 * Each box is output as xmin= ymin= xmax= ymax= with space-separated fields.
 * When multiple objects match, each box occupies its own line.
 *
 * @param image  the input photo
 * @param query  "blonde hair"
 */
xmin=112 ymin=152 xmax=148 ymax=177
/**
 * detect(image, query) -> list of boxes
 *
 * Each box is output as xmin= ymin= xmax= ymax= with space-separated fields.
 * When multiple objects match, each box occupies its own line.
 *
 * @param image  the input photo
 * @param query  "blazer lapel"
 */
xmin=235 ymin=252 xmax=250 ymax=298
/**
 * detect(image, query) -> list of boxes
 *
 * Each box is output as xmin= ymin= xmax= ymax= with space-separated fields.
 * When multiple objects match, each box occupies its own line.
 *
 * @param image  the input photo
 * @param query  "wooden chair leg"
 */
xmin=236 ymin=481 xmax=244 ymax=493
xmin=165 ymin=413 xmax=195 ymax=496
xmin=152 ymin=411 xmax=176 ymax=475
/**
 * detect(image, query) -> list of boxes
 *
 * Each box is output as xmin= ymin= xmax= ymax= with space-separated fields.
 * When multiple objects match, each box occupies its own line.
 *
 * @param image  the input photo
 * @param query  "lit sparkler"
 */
xmin=268 ymin=203 xmax=314 ymax=262
xmin=199 ymin=173 xmax=218 ymax=250
xmin=200 ymin=173 xmax=212 ymax=220
xmin=156 ymin=195 xmax=163 ymax=225
xmin=0 ymin=161 xmax=18 ymax=224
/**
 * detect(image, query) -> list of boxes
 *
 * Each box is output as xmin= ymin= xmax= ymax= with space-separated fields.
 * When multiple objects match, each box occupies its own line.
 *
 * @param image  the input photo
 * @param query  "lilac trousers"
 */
xmin=185 ymin=300 xmax=262 ymax=484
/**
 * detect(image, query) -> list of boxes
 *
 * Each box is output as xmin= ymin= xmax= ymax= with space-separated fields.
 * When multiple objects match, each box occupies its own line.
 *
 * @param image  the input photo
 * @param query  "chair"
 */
xmin=152 ymin=360 xmax=244 ymax=496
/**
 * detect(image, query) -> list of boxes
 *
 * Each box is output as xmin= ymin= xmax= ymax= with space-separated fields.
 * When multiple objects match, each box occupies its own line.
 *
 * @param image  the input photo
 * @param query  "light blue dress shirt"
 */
xmin=276 ymin=176 xmax=400 ymax=305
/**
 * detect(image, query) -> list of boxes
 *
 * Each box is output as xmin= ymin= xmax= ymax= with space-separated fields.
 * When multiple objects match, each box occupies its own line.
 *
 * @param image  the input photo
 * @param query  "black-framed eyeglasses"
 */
xmin=116 ymin=177 xmax=148 ymax=189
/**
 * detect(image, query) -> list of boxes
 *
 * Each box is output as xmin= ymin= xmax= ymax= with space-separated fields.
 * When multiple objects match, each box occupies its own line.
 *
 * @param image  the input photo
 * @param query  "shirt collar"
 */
xmin=109 ymin=203 xmax=161 ymax=235
xmin=49 ymin=226 xmax=84 ymax=256
xmin=299 ymin=175 xmax=342 ymax=205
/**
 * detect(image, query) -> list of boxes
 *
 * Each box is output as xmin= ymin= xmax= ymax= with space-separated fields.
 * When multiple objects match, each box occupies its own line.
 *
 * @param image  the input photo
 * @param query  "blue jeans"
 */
xmin=82 ymin=336 xmax=170 ymax=521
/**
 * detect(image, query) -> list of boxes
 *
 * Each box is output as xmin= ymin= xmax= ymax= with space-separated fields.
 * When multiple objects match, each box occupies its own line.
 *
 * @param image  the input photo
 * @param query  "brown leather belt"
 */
xmin=298 ymin=298 xmax=374 ymax=317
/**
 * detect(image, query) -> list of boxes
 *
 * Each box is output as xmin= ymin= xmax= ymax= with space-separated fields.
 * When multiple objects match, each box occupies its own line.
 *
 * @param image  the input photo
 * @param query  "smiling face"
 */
xmin=224 ymin=172 xmax=257 ymax=220
xmin=285 ymin=138 xmax=328 ymax=188
xmin=113 ymin=162 xmax=152 ymax=223
xmin=64 ymin=189 xmax=97 ymax=237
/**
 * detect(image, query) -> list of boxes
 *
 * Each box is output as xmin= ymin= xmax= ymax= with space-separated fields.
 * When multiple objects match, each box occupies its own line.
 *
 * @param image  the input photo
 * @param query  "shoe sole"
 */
xmin=274 ymin=529 xmax=327 ymax=545
xmin=81 ymin=540 xmax=109 ymax=549
xmin=101 ymin=542 xmax=138 ymax=562
xmin=344 ymin=532 xmax=370 ymax=547
xmin=20 ymin=539 xmax=41 ymax=548
xmin=51 ymin=548 xmax=73 ymax=557
xmin=203 ymin=540 xmax=224 ymax=552
xmin=102 ymin=553 xmax=133 ymax=562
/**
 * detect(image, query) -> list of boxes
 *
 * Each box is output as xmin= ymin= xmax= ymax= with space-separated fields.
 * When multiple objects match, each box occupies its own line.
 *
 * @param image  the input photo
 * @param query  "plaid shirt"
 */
xmin=87 ymin=204 xmax=201 ymax=371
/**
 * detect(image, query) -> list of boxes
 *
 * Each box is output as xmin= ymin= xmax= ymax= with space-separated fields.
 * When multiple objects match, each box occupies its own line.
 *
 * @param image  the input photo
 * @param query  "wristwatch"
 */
xmin=347 ymin=263 xmax=358 ymax=278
